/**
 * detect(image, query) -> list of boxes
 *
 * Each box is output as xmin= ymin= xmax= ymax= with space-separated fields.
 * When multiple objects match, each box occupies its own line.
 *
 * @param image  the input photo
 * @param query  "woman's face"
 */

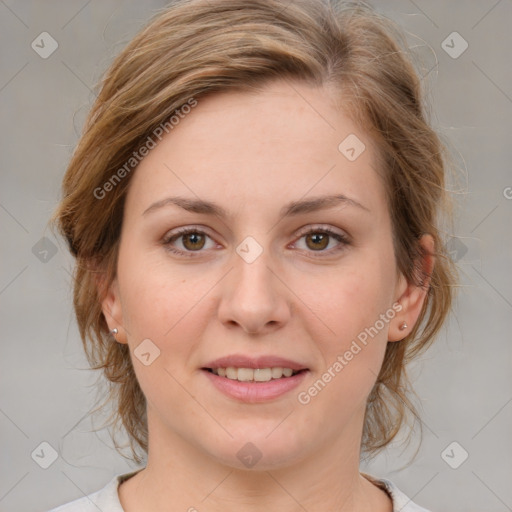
xmin=102 ymin=79 xmax=432 ymax=470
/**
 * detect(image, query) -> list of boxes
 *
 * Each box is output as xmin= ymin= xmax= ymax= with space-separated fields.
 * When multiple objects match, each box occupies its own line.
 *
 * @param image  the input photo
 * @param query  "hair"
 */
xmin=50 ymin=0 xmax=458 ymax=464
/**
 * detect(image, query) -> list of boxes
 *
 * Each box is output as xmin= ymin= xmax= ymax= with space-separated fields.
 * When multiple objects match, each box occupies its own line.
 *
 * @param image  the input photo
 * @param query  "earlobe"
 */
xmin=95 ymin=273 xmax=128 ymax=344
xmin=389 ymin=234 xmax=435 ymax=342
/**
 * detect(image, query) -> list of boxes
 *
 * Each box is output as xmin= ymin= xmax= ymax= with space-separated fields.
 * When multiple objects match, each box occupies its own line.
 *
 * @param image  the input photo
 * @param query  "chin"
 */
xmin=205 ymin=432 xmax=308 ymax=472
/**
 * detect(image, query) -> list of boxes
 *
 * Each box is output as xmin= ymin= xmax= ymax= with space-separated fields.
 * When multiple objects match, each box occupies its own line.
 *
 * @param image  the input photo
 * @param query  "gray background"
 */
xmin=1 ymin=1 xmax=511 ymax=511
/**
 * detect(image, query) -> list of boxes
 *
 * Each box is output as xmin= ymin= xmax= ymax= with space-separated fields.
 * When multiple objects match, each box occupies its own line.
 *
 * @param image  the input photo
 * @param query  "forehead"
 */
xmin=124 ymin=80 xmax=387 ymax=220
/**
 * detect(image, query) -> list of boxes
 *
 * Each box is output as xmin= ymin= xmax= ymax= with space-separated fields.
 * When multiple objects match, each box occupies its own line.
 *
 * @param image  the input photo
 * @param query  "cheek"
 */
xmin=117 ymin=246 xmax=217 ymax=370
xmin=117 ymin=259 xmax=212 ymax=411
xmin=118 ymin=243 xmax=190 ymax=331
xmin=298 ymin=250 xmax=395 ymax=401
xmin=304 ymin=253 xmax=395 ymax=346
xmin=295 ymin=269 xmax=392 ymax=435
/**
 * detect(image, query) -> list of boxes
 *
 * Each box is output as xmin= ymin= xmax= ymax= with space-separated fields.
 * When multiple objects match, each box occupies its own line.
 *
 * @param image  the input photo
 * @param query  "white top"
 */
xmin=47 ymin=470 xmax=431 ymax=512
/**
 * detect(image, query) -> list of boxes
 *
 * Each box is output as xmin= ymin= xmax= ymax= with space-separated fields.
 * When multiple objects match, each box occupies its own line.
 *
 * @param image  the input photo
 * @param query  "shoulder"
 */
xmin=361 ymin=472 xmax=433 ymax=512
xmin=46 ymin=470 xmax=142 ymax=512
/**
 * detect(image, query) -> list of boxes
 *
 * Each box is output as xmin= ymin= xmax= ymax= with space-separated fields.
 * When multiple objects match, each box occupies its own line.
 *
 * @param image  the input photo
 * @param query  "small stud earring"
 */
xmin=399 ymin=322 xmax=408 ymax=331
xmin=110 ymin=328 xmax=118 ymax=336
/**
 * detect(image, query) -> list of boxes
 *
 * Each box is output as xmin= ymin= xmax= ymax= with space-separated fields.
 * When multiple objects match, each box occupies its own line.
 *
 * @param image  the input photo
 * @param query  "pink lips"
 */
xmin=202 ymin=353 xmax=310 ymax=403
xmin=203 ymin=354 xmax=308 ymax=372
xmin=202 ymin=369 xmax=308 ymax=403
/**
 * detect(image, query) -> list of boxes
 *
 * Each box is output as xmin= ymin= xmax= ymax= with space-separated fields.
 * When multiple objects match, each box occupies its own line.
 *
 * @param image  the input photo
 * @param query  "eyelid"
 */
xmin=293 ymin=223 xmax=348 ymax=239
xmin=163 ymin=223 xmax=348 ymax=240
xmin=163 ymin=224 xmax=216 ymax=240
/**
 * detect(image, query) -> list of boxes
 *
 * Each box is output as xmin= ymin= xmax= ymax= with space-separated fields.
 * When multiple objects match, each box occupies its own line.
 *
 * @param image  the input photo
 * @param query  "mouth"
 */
xmin=201 ymin=354 xmax=310 ymax=402
xmin=201 ymin=361 xmax=309 ymax=403
xmin=203 ymin=366 xmax=307 ymax=382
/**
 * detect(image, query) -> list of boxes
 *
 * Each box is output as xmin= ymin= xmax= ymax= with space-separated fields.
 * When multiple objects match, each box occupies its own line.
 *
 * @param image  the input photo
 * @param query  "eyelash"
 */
xmin=162 ymin=225 xmax=350 ymax=259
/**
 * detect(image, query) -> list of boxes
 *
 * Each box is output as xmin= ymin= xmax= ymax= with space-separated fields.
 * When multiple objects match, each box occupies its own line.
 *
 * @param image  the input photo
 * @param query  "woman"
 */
xmin=48 ymin=0 xmax=457 ymax=510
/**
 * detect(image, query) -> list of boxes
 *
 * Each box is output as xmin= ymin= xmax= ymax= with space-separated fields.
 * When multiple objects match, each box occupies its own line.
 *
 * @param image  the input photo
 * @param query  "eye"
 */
xmin=162 ymin=227 xmax=217 ymax=257
xmin=292 ymin=226 xmax=350 ymax=257
xmin=162 ymin=225 xmax=350 ymax=259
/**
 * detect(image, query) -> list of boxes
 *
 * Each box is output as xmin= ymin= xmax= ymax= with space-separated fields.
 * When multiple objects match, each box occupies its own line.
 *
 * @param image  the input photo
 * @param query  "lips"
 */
xmin=201 ymin=354 xmax=310 ymax=402
xmin=203 ymin=354 xmax=309 ymax=372
xmin=202 ymin=367 xmax=309 ymax=403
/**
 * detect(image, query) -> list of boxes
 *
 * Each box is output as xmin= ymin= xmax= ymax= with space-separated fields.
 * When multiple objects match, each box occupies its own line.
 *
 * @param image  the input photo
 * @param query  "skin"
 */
xmin=100 ymin=79 xmax=434 ymax=512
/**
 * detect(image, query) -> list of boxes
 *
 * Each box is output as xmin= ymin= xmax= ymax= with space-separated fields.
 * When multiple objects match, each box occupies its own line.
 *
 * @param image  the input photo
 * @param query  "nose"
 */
xmin=217 ymin=248 xmax=291 ymax=335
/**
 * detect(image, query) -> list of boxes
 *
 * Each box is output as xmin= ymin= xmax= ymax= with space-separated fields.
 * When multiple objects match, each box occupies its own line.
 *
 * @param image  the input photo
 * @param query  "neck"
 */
xmin=119 ymin=410 xmax=392 ymax=512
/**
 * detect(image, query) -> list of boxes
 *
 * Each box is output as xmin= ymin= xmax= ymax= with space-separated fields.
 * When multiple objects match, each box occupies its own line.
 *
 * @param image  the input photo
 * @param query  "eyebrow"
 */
xmin=142 ymin=193 xmax=370 ymax=218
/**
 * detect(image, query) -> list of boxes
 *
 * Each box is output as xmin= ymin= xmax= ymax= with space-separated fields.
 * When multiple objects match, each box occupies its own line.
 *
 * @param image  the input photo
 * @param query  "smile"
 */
xmin=206 ymin=367 xmax=302 ymax=382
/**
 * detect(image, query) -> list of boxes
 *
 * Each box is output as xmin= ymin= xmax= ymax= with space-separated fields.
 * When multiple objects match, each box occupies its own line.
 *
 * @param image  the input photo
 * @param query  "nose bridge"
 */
xmin=235 ymin=244 xmax=274 ymax=295
xmin=217 ymin=236 xmax=290 ymax=333
xmin=233 ymin=240 xmax=279 ymax=308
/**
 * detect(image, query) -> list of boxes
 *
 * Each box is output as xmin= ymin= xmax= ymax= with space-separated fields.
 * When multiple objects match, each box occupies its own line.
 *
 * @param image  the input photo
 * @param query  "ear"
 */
xmin=94 ymin=271 xmax=128 ymax=345
xmin=388 ymin=234 xmax=435 ymax=342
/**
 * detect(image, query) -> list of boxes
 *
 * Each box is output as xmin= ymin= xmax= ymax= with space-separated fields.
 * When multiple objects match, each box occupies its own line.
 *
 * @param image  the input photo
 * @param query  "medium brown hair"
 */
xmin=50 ymin=0 xmax=458 ymax=464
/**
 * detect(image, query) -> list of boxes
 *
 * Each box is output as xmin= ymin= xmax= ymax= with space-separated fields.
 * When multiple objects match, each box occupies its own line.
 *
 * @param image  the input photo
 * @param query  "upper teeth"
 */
xmin=212 ymin=367 xmax=297 ymax=382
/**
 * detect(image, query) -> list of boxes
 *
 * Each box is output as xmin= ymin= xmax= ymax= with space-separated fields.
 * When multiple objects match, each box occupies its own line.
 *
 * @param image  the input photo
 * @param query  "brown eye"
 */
xmin=293 ymin=226 xmax=350 ymax=257
xmin=163 ymin=227 xmax=216 ymax=257
xmin=182 ymin=232 xmax=206 ymax=251
xmin=305 ymin=232 xmax=329 ymax=251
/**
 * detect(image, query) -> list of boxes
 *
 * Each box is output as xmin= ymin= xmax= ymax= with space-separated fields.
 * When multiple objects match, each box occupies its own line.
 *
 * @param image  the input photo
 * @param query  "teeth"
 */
xmin=211 ymin=367 xmax=299 ymax=382
xmin=254 ymin=368 xmax=272 ymax=382
xmin=271 ymin=367 xmax=283 ymax=379
xmin=226 ymin=367 xmax=238 ymax=379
